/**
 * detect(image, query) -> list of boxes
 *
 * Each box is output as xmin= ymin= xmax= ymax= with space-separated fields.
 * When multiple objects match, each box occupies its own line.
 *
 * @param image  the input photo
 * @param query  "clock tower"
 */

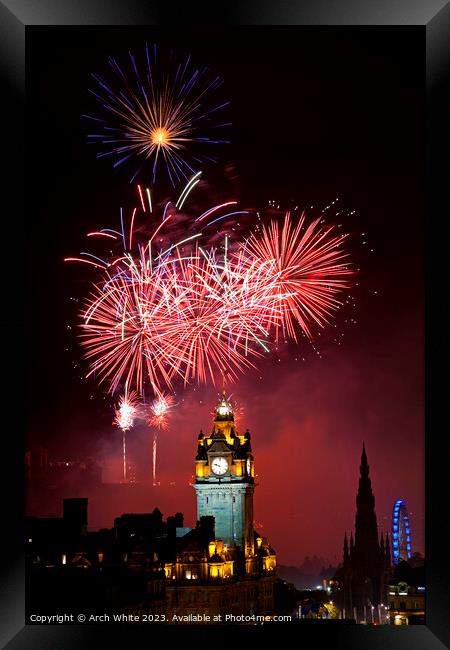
xmin=194 ymin=395 xmax=255 ymax=558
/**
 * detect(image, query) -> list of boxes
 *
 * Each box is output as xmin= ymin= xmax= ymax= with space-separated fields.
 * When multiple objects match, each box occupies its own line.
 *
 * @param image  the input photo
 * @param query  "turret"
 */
xmin=195 ymin=430 xmax=207 ymax=461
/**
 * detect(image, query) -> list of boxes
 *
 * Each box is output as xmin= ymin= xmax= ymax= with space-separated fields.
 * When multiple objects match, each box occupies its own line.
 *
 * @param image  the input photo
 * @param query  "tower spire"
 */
xmin=355 ymin=442 xmax=379 ymax=556
xmin=360 ymin=441 xmax=369 ymax=478
xmin=342 ymin=443 xmax=387 ymax=619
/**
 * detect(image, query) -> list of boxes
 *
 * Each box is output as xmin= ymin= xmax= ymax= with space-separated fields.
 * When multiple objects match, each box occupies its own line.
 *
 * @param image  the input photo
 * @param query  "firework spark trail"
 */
xmin=148 ymin=392 xmax=175 ymax=484
xmin=84 ymin=45 xmax=230 ymax=184
xmin=113 ymin=391 xmax=139 ymax=482
xmin=152 ymin=435 xmax=157 ymax=486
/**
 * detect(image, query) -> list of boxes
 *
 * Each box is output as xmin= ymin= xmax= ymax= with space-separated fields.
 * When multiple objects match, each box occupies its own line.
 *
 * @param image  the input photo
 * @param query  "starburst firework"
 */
xmin=243 ymin=212 xmax=351 ymax=341
xmin=84 ymin=45 xmax=230 ymax=184
xmin=114 ymin=391 xmax=139 ymax=431
xmin=149 ymin=392 xmax=175 ymax=430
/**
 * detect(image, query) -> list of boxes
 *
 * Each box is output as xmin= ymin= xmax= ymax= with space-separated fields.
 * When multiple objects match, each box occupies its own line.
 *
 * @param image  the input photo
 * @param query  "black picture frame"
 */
xmin=1 ymin=1 xmax=448 ymax=648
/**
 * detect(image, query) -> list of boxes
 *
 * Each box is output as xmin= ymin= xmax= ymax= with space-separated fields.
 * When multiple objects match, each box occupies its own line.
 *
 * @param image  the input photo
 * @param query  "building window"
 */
xmin=233 ymin=497 xmax=235 ymax=503
xmin=206 ymin=497 xmax=208 ymax=504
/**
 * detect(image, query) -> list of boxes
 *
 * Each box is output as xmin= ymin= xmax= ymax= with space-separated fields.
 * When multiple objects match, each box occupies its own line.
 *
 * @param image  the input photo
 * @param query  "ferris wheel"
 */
xmin=391 ymin=499 xmax=412 ymax=565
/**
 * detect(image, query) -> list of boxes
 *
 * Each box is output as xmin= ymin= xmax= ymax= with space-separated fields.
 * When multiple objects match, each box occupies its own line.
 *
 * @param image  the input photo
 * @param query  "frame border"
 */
xmin=1 ymin=1 xmax=448 ymax=648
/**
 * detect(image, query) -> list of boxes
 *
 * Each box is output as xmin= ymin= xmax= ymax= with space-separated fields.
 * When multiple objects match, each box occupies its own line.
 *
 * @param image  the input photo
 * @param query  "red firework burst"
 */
xmin=243 ymin=212 xmax=351 ymax=342
xmin=148 ymin=392 xmax=175 ymax=430
xmin=113 ymin=390 xmax=140 ymax=431
xmin=68 ymin=180 xmax=353 ymax=398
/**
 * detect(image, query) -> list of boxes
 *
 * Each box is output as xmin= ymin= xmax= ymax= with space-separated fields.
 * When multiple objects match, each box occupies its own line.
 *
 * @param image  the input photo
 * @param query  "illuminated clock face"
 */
xmin=211 ymin=457 xmax=228 ymax=476
xmin=246 ymin=458 xmax=252 ymax=476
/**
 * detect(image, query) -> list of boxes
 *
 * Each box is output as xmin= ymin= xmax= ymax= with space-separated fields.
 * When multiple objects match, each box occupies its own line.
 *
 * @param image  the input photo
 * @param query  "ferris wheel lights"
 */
xmin=391 ymin=499 xmax=414 ymax=565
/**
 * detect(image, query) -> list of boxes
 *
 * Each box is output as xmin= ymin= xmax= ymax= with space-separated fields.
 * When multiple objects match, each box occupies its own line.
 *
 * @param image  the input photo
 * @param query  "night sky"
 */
xmin=26 ymin=27 xmax=424 ymax=566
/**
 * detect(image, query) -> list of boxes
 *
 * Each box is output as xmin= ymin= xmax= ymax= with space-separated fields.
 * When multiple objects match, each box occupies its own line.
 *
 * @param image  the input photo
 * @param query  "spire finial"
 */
xmin=360 ymin=441 xmax=369 ymax=477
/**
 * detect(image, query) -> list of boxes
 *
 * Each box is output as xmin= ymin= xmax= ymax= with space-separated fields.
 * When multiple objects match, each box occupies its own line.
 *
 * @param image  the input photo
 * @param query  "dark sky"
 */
xmin=26 ymin=27 xmax=424 ymax=565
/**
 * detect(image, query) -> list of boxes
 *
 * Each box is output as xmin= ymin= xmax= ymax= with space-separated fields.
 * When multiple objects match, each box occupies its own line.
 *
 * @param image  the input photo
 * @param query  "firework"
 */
xmin=84 ymin=45 xmax=230 ymax=184
xmin=243 ymin=212 xmax=352 ymax=342
xmin=81 ymin=263 xmax=184 ymax=395
xmin=114 ymin=391 xmax=139 ymax=431
xmin=67 ymin=179 xmax=353 ymax=399
xmin=148 ymin=392 xmax=175 ymax=485
xmin=149 ymin=392 xmax=175 ymax=430
xmin=79 ymin=247 xmax=264 ymax=394
xmin=113 ymin=390 xmax=139 ymax=482
xmin=68 ymin=178 xmax=260 ymax=394
xmin=174 ymin=246 xmax=274 ymax=385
